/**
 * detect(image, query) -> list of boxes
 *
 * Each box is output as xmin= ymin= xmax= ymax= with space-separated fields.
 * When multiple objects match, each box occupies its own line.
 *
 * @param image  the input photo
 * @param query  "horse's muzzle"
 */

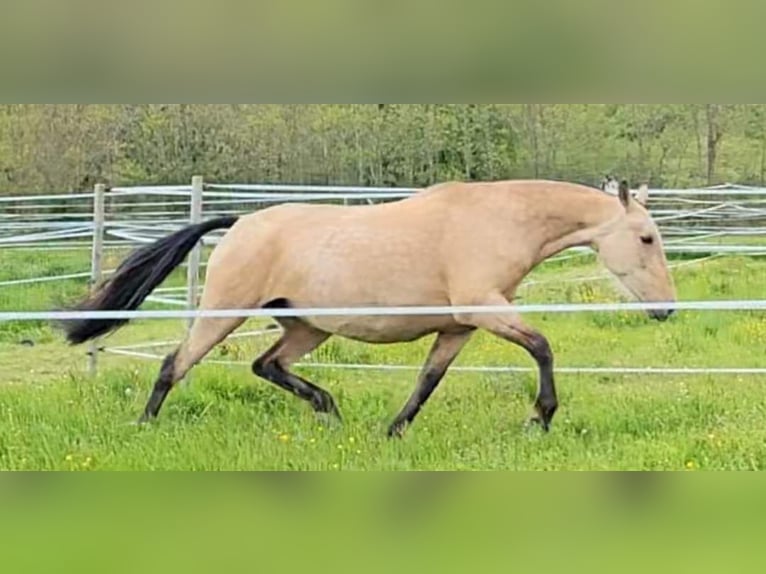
xmin=648 ymin=308 xmax=675 ymax=322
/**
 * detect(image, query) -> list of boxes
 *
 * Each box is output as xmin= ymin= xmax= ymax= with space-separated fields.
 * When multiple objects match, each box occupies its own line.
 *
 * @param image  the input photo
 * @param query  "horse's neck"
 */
xmin=535 ymin=191 xmax=620 ymax=262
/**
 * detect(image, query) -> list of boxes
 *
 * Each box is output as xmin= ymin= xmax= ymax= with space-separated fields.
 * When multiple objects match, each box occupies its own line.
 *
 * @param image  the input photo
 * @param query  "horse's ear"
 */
xmin=636 ymin=184 xmax=649 ymax=207
xmin=618 ymin=180 xmax=630 ymax=209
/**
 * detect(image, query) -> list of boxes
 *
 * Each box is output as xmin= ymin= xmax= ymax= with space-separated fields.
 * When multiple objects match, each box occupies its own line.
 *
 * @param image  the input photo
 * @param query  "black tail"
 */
xmin=61 ymin=216 xmax=239 ymax=345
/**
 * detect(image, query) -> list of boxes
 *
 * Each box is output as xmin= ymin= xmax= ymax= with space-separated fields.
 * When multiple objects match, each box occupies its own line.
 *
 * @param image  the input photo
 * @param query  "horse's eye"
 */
xmin=640 ymin=235 xmax=654 ymax=245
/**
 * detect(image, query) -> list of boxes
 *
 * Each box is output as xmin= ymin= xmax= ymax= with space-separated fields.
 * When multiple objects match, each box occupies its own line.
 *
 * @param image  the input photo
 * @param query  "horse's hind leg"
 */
xmin=139 ymin=316 xmax=245 ymax=423
xmin=251 ymin=319 xmax=339 ymax=418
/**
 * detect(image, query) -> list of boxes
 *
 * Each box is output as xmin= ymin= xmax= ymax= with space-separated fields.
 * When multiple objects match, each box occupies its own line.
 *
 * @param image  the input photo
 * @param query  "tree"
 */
xmin=706 ymin=104 xmax=724 ymax=185
xmin=2 ymin=104 xmax=766 ymax=195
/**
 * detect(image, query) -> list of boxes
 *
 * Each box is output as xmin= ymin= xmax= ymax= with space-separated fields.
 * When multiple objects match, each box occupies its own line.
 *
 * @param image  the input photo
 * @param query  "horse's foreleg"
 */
xmin=251 ymin=321 xmax=340 ymax=418
xmin=139 ymin=316 xmax=246 ymax=423
xmin=388 ymin=330 xmax=473 ymax=438
xmin=455 ymin=295 xmax=558 ymax=431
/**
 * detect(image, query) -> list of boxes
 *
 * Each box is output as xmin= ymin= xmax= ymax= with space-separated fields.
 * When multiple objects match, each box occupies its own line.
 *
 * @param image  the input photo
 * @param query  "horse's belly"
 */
xmin=304 ymin=314 xmax=459 ymax=343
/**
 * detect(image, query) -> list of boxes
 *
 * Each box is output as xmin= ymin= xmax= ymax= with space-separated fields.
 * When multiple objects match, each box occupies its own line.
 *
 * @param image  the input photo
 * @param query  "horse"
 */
xmin=61 ymin=179 xmax=676 ymax=436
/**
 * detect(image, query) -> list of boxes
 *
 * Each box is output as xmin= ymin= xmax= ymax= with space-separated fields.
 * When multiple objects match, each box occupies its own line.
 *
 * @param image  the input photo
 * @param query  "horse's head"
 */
xmin=592 ymin=181 xmax=676 ymax=321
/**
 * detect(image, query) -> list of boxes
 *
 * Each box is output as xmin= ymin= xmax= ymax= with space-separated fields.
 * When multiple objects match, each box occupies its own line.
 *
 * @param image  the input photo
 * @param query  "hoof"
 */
xmin=316 ymin=411 xmax=343 ymax=429
xmin=387 ymin=422 xmax=406 ymax=439
xmin=525 ymin=415 xmax=551 ymax=433
xmin=136 ymin=413 xmax=155 ymax=426
xmin=532 ymin=399 xmax=557 ymax=433
xmin=313 ymin=393 xmax=343 ymax=423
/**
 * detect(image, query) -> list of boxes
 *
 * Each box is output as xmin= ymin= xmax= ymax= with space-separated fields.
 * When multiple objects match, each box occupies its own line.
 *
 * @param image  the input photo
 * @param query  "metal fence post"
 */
xmin=88 ymin=183 xmax=106 ymax=377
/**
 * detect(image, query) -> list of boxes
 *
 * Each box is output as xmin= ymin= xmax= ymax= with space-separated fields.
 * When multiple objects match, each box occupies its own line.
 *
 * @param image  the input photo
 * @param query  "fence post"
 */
xmin=183 ymin=176 xmax=204 ymax=385
xmin=88 ymin=183 xmax=106 ymax=377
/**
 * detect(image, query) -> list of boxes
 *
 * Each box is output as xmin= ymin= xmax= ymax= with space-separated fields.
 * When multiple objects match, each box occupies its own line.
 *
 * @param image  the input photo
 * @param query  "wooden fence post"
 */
xmin=88 ymin=183 xmax=106 ymax=377
xmin=183 ymin=176 xmax=204 ymax=385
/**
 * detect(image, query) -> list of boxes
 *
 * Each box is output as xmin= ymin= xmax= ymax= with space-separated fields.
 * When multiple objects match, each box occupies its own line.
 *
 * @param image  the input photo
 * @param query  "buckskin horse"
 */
xmin=62 ymin=179 xmax=676 ymax=436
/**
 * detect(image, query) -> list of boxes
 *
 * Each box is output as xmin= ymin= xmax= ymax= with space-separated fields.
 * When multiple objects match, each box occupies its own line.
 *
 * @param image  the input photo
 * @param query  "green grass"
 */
xmin=1 ymin=247 xmax=766 ymax=470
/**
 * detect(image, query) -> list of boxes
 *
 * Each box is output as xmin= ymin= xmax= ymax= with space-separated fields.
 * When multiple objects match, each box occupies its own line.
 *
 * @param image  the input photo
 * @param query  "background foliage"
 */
xmin=2 ymin=104 xmax=766 ymax=194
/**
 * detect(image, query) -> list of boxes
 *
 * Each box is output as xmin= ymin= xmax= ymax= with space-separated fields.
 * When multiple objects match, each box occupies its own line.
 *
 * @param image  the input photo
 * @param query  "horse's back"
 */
xmin=253 ymin=199 xmax=450 ymax=296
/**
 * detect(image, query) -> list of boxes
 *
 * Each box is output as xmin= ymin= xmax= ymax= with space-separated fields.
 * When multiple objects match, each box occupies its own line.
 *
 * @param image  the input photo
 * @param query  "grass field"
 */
xmin=1 ymin=245 xmax=766 ymax=470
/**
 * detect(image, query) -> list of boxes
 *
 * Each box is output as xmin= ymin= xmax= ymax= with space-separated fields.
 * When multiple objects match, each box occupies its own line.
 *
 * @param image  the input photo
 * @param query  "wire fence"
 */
xmin=2 ymin=178 xmax=766 ymax=377
xmin=3 ymin=182 xmax=766 ymax=252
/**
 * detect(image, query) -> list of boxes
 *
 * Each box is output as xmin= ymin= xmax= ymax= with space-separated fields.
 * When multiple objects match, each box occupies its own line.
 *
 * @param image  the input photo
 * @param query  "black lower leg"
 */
xmin=139 ymin=351 xmax=177 ymax=423
xmin=388 ymin=367 xmax=447 ymax=438
xmin=253 ymin=358 xmax=341 ymax=419
xmin=532 ymin=371 xmax=558 ymax=431
xmin=527 ymin=335 xmax=557 ymax=431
